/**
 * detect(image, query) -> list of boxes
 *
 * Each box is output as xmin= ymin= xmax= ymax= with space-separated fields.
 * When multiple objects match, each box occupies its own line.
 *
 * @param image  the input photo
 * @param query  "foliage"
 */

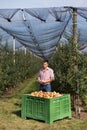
xmin=0 ymin=43 xmax=42 ymax=94
xmin=50 ymin=41 xmax=87 ymax=104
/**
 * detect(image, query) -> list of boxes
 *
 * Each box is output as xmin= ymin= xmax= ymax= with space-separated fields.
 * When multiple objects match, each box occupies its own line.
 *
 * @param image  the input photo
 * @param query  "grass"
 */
xmin=0 ymin=74 xmax=87 ymax=130
xmin=13 ymin=74 xmax=39 ymax=98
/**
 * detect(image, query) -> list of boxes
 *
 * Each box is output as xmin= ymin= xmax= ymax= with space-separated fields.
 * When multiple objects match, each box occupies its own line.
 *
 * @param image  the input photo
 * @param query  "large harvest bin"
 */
xmin=21 ymin=94 xmax=71 ymax=123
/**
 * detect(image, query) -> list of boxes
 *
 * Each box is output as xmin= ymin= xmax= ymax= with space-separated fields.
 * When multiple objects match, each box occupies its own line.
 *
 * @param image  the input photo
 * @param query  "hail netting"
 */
xmin=0 ymin=8 xmax=71 ymax=59
xmin=0 ymin=7 xmax=87 ymax=59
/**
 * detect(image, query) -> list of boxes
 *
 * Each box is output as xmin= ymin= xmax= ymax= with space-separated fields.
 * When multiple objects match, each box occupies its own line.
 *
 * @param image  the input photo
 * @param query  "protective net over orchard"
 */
xmin=0 ymin=7 xmax=87 ymax=59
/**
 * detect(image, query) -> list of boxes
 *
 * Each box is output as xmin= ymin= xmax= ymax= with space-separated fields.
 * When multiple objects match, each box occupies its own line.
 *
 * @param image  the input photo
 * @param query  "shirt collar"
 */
xmin=42 ymin=67 xmax=49 ymax=71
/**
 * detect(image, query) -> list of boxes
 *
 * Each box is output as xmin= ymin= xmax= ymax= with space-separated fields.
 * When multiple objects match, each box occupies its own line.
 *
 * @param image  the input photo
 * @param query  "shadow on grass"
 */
xmin=12 ymin=110 xmax=46 ymax=123
xmin=12 ymin=102 xmax=21 ymax=117
xmin=12 ymin=110 xmax=21 ymax=117
xmin=14 ymin=102 xmax=21 ymax=107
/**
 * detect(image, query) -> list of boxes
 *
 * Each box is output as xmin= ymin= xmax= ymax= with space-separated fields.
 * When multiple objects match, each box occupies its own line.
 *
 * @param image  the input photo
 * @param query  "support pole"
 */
xmin=13 ymin=37 xmax=15 ymax=63
xmin=24 ymin=47 xmax=27 ymax=55
xmin=72 ymin=8 xmax=80 ymax=118
xmin=73 ymin=8 xmax=78 ymax=77
xmin=73 ymin=8 xmax=77 ymax=47
xmin=59 ymin=37 xmax=62 ymax=48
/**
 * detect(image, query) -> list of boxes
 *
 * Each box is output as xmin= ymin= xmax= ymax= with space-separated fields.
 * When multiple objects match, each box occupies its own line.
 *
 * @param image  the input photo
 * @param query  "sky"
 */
xmin=0 ymin=0 xmax=87 ymax=8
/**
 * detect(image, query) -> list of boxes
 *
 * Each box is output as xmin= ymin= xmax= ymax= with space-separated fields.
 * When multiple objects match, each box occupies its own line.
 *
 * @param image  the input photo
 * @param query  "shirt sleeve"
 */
xmin=38 ymin=70 xmax=42 ymax=84
xmin=50 ymin=69 xmax=54 ymax=80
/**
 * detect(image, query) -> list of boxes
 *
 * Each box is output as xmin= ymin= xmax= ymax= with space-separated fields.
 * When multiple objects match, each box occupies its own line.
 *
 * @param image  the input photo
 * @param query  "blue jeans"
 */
xmin=40 ymin=84 xmax=51 ymax=92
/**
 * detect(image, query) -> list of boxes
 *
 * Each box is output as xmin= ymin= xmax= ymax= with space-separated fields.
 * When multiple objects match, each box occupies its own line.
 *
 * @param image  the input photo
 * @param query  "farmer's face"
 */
xmin=43 ymin=62 xmax=48 ymax=69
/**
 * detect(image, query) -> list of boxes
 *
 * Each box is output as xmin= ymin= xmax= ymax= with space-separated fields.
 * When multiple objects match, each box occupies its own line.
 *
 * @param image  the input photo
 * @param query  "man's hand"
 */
xmin=41 ymin=80 xmax=47 ymax=83
xmin=41 ymin=79 xmax=52 ymax=84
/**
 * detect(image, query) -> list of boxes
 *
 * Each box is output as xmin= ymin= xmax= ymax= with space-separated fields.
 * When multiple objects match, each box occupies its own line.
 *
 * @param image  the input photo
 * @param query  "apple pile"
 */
xmin=30 ymin=91 xmax=63 ymax=98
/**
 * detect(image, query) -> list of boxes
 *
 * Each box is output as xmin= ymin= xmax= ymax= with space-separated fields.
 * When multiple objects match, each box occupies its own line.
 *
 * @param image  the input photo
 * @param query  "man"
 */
xmin=38 ymin=60 xmax=54 ymax=92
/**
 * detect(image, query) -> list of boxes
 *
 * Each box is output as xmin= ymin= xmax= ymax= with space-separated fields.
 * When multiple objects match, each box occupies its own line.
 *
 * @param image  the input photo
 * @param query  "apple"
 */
xmin=30 ymin=91 xmax=63 ymax=98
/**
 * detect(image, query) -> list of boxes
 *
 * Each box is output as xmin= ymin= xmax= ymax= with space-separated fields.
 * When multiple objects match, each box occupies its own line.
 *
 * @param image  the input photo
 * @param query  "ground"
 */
xmin=0 ymin=75 xmax=87 ymax=130
xmin=72 ymin=108 xmax=87 ymax=120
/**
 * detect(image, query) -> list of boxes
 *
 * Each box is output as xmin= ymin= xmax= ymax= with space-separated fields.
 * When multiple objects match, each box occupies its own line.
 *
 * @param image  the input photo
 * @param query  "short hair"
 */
xmin=43 ymin=60 xmax=49 ymax=63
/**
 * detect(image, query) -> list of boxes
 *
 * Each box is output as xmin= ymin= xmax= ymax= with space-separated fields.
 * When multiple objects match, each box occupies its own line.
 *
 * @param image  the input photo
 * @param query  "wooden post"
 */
xmin=73 ymin=8 xmax=78 ymax=76
xmin=72 ymin=8 xmax=80 ymax=118
xmin=73 ymin=8 xmax=77 ymax=47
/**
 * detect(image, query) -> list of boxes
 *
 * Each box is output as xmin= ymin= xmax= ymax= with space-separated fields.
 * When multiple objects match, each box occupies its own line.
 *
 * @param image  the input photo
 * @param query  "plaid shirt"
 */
xmin=38 ymin=67 xmax=54 ymax=85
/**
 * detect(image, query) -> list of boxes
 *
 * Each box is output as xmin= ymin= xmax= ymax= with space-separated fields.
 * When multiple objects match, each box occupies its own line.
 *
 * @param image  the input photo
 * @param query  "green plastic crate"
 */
xmin=21 ymin=94 xmax=71 ymax=123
